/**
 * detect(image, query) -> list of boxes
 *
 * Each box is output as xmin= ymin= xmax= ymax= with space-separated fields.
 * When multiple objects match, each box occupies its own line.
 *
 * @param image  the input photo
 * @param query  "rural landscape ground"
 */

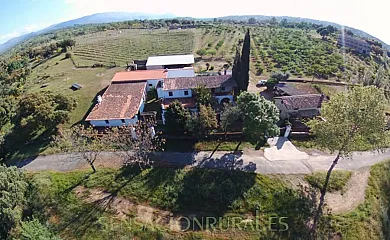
xmin=1 ymin=15 xmax=390 ymax=240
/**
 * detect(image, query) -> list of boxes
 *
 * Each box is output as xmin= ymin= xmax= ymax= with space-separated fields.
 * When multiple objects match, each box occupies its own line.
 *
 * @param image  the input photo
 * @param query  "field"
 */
xmin=72 ymin=29 xmax=195 ymax=67
xmin=25 ymin=54 xmax=122 ymax=126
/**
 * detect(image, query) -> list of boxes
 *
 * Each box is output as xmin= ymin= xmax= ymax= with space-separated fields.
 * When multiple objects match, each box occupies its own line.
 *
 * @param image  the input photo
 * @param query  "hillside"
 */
xmin=1 ymin=13 xmax=389 ymax=55
xmin=218 ymin=15 xmax=390 ymax=50
xmin=0 ymin=12 xmax=175 ymax=54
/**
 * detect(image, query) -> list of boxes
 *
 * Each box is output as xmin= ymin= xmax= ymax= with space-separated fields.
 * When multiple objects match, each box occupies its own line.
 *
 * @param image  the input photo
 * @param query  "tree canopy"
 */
xmin=237 ymin=92 xmax=280 ymax=144
xmin=308 ymin=86 xmax=389 ymax=237
xmin=164 ymin=100 xmax=190 ymax=134
xmin=0 ymin=165 xmax=28 ymax=239
xmin=186 ymin=104 xmax=218 ymax=137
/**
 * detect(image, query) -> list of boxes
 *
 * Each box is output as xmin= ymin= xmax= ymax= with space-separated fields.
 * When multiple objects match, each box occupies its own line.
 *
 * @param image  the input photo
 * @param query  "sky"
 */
xmin=0 ymin=0 xmax=389 ymax=45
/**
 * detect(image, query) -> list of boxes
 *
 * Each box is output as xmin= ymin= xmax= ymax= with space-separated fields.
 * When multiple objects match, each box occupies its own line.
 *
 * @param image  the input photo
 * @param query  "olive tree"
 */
xmin=308 ymin=86 xmax=389 ymax=238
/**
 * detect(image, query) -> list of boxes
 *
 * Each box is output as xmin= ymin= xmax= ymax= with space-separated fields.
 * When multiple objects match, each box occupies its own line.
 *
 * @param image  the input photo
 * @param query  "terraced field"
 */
xmin=72 ymin=29 xmax=195 ymax=67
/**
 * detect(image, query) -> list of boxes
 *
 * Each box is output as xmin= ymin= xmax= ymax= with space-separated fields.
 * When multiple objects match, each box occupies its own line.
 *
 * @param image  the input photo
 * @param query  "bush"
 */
xmin=196 ymin=49 xmax=207 ymax=56
xmin=65 ymin=52 xmax=72 ymax=59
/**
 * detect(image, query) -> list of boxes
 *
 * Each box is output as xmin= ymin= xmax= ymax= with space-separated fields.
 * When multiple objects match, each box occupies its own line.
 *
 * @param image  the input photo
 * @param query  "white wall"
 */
xmin=159 ymin=89 xmax=193 ymax=99
xmin=89 ymin=116 xmax=139 ymax=127
xmin=146 ymin=79 xmax=162 ymax=91
xmin=167 ymin=68 xmax=195 ymax=78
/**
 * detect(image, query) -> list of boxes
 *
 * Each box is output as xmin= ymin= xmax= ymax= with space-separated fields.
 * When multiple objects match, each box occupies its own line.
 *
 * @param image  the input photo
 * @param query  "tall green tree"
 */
xmin=186 ymin=104 xmax=218 ymax=137
xmin=232 ymin=29 xmax=250 ymax=93
xmin=193 ymin=85 xmax=217 ymax=107
xmin=164 ymin=100 xmax=190 ymax=134
xmin=240 ymin=29 xmax=250 ymax=91
xmin=0 ymin=165 xmax=28 ymax=239
xmin=308 ymin=86 xmax=389 ymax=238
xmin=237 ymin=92 xmax=280 ymax=145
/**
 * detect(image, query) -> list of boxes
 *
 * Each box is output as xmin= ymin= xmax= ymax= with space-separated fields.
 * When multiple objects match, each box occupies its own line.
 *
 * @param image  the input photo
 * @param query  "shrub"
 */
xmin=65 ymin=52 xmax=72 ymax=59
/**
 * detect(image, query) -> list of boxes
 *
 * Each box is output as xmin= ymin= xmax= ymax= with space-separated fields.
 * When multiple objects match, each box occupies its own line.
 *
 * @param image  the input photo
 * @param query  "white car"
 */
xmin=257 ymin=80 xmax=267 ymax=86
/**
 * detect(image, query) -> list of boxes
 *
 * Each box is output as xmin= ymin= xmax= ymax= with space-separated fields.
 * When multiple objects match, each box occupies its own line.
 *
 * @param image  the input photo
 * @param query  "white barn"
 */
xmin=146 ymin=54 xmax=195 ymax=70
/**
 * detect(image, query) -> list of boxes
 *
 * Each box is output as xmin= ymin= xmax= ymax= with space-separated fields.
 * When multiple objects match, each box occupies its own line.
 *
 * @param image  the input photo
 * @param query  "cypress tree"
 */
xmin=232 ymin=48 xmax=242 ymax=93
xmin=240 ymin=29 xmax=250 ymax=91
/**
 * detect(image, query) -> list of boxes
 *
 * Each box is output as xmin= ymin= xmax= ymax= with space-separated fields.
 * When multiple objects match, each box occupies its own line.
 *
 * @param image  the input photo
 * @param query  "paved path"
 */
xmin=11 ymin=146 xmax=390 ymax=174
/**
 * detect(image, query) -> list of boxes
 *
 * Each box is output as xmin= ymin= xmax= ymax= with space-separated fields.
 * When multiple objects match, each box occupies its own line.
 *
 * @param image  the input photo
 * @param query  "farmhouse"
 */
xmin=86 ymin=81 xmax=147 ymax=127
xmin=337 ymin=34 xmax=371 ymax=54
xmin=274 ymin=94 xmax=325 ymax=120
xmin=146 ymin=54 xmax=195 ymax=70
xmin=157 ymin=75 xmax=237 ymax=123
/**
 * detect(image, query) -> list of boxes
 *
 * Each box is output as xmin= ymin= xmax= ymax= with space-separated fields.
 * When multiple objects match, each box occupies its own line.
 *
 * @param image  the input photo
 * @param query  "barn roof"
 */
xmin=86 ymin=82 xmax=146 ymax=121
xmin=146 ymin=54 xmax=194 ymax=66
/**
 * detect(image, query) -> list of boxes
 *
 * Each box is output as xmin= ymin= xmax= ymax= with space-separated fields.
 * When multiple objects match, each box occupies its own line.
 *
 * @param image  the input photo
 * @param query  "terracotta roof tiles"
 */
xmin=86 ymin=82 xmax=146 ymax=121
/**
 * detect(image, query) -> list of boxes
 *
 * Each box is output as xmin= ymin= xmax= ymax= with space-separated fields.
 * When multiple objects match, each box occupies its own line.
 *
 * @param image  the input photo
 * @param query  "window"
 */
xmin=184 ymin=90 xmax=189 ymax=96
xmin=221 ymin=87 xmax=226 ymax=91
xmin=168 ymin=91 xmax=173 ymax=96
xmin=105 ymin=120 xmax=109 ymax=124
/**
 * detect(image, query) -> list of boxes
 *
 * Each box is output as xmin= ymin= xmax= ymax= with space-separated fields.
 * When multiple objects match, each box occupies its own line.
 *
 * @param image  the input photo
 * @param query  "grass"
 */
xmin=163 ymin=139 xmax=257 ymax=152
xmin=29 ymin=167 xmax=314 ymax=239
xmin=305 ymin=170 xmax=353 ymax=193
xmin=194 ymin=141 xmax=256 ymax=151
xmin=25 ymin=53 xmax=121 ymax=127
xmin=330 ymin=160 xmax=390 ymax=239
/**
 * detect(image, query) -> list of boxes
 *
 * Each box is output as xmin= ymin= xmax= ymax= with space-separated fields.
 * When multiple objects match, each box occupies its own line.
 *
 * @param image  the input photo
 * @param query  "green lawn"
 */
xmin=25 ymin=53 xmax=122 ymax=127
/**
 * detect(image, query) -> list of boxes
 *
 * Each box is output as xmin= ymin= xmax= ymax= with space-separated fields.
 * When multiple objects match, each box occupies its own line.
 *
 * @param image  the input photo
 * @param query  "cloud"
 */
xmin=0 ymin=32 xmax=22 ymax=44
xmin=0 ymin=23 xmax=50 ymax=44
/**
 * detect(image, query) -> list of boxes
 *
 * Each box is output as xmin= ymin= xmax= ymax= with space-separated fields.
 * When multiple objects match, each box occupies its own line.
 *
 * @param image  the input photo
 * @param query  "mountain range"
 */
xmin=0 ymin=12 xmax=388 ymax=54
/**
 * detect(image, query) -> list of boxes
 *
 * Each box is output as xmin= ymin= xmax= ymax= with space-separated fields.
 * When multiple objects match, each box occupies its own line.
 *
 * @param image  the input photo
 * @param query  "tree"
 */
xmin=308 ymin=86 xmax=388 ymax=238
xmin=248 ymin=18 xmax=256 ymax=24
xmin=271 ymin=71 xmax=290 ymax=81
xmin=0 ymin=165 xmax=28 ymax=239
xmin=237 ymin=92 xmax=280 ymax=145
xmin=193 ymin=85 xmax=217 ymax=107
xmin=14 ymin=92 xmax=77 ymax=136
xmin=17 ymin=218 xmax=61 ymax=240
xmin=232 ymin=48 xmax=242 ymax=94
xmin=196 ymin=49 xmax=207 ymax=57
xmin=207 ymin=49 xmax=216 ymax=57
xmin=54 ymin=125 xmax=105 ymax=173
xmin=186 ymin=104 xmax=217 ymax=137
xmin=58 ymin=39 xmax=75 ymax=52
xmin=240 ymin=29 xmax=250 ymax=91
xmin=164 ymin=100 xmax=190 ymax=134
xmin=104 ymin=122 xmax=163 ymax=170
xmin=232 ymin=29 xmax=250 ymax=93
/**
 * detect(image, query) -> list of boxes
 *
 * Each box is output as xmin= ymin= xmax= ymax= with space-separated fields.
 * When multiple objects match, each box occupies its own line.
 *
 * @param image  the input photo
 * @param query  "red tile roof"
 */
xmin=277 ymin=94 xmax=325 ymax=110
xmin=86 ymin=82 xmax=146 ymax=121
xmin=163 ymin=75 xmax=236 ymax=90
xmin=112 ymin=70 xmax=168 ymax=82
xmin=162 ymin=98 xmax=197 ymax=109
